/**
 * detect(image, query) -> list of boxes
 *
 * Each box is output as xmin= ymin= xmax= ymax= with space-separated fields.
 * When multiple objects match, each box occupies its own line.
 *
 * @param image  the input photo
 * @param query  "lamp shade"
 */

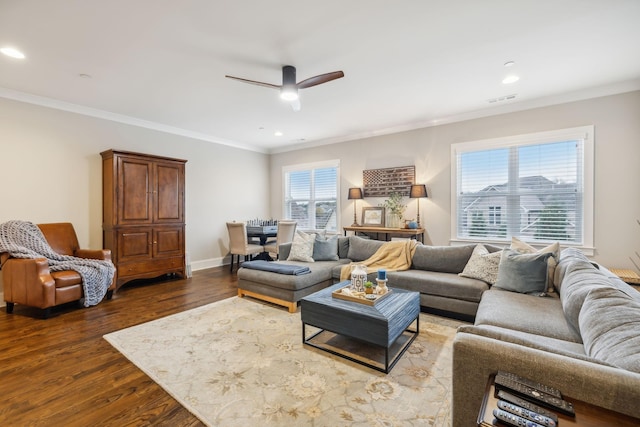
xmin=409 ymin=184 xmax=428 ymax=199
xmin=348 ymin=187 xmax=363 ymax=200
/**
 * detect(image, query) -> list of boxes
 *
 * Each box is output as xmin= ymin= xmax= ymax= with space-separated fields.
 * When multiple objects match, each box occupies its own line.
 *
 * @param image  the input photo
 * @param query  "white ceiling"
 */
xmin=1 ymin=0 xmax=639 ymax=153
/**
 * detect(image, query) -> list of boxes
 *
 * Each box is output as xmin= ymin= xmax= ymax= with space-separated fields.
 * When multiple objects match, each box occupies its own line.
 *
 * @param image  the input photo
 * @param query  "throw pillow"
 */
xmin=286 ymin=230 xmax=316 ymax=262
xmin=312 ymin=234 xmax=339 ymax=261
xmin=494 ymin=249 xmax=551 ymax=294
xmin=510 ymin=237 xmax=560 ymax=292
xmin=579 ymin=286 xmax=640 ymax=374
xmin=459 ymin=244 xmax=502 ymax=285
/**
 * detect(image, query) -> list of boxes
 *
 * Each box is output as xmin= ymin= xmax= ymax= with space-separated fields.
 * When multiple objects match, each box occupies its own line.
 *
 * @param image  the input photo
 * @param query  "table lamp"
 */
xmin=410 ymin=184 xmax=428 ymax=227
xmin=348 ymin=187 xmax=363 ymax=226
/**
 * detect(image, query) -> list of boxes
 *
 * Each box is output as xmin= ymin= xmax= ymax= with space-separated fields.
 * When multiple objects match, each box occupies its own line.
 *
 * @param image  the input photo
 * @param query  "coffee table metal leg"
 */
xmin=302 ymin=315 xmax=419 ymax=374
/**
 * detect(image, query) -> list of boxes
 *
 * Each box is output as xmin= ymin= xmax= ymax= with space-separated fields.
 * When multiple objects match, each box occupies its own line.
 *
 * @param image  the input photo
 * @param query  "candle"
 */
xmin=378 ymin=269 xmax=387 ymax=281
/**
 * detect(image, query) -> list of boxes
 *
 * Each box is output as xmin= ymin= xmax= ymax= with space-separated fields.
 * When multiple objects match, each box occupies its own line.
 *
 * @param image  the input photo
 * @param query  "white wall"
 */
xmin=0 ymin=97 xmax=271 ymax=299
xmin=270 ymin=90 xmax=640 ymax=270
xmin=2 ymin=90 xmax=639 ymax=303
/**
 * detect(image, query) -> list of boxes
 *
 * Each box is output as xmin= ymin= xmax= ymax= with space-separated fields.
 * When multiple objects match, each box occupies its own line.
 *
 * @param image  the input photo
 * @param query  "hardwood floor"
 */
xmin=0 ymin=267 xmax=241 ymax=426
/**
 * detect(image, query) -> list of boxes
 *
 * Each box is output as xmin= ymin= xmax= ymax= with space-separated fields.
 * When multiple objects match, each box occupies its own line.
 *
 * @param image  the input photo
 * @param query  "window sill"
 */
xmin=449 ymin=238 xmax=595 ymax=257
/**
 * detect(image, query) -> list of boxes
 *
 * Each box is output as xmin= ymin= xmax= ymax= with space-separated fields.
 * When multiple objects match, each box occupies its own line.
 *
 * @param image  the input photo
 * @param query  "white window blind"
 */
xmin=451 ymin=126 xmax=594 ymax=248
xmin=283 ymin=160 xmax=339 ymax=232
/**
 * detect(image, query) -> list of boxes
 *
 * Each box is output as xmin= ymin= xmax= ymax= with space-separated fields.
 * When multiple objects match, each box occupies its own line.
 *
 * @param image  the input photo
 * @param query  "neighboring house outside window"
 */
xmin=451 ymin=126 xmax=594 ymax=252
xmin=283 ymin=160 xmax=340 ymax=232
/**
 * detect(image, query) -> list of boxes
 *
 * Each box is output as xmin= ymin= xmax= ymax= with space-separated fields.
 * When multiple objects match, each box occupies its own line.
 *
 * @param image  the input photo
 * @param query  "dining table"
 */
xmin=247 ymin=228 xmax=277 ymax=260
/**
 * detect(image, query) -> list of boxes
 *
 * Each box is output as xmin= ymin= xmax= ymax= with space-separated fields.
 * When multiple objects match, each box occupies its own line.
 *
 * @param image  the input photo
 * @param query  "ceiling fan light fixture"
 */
xmin=280 ymin=86 xmax=298 ymax=101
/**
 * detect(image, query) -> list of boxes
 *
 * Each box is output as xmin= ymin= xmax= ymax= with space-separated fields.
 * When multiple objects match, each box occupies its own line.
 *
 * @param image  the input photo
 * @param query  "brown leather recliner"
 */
xmin=0 ymin=223 xmax=116 ymax=317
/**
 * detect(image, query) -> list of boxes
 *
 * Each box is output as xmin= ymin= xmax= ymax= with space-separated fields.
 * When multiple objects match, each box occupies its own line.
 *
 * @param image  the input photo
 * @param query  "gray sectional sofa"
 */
xmin=237 ymin=235 xmax=498 ymax=317
xmin=238 ymin=235 xmax=640 ymax=423
xmin=452 ymin=248 xmax=640 ymax=425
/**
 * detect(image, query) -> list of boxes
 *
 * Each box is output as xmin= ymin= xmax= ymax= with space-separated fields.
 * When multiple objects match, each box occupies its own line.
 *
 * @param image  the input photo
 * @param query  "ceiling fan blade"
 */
xmin=224 ymin=75 xmax=280 ymax=89
xmin=297 ymin=71 xmax=344 ymax=89
xmin=290 ymin=98 xmax=301 ymax=112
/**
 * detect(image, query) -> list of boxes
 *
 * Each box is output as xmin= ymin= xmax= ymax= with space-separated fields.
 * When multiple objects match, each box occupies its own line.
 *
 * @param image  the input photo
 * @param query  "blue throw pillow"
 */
xmin=494 ymin=249 xmax=551 ymax=294
xmin=312 ymin=234 xmax=339 ymax=261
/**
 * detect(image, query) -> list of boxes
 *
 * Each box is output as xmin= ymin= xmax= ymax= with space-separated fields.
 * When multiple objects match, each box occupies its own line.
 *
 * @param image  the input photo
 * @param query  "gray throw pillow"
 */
xmin=312 ymin=234 xmax=339 ymax=261
xmin=494 ymin=249 xmax=551 ymax=294
xmin=579 ymin=286 xmax=640 ymax=374
xmin=510 ymin=237 xmax=560 ymax=293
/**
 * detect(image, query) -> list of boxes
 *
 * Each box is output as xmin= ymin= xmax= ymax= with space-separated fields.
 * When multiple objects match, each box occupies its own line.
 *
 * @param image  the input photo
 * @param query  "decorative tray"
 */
xmin=332 ymin=286 xmax=392 ymax=306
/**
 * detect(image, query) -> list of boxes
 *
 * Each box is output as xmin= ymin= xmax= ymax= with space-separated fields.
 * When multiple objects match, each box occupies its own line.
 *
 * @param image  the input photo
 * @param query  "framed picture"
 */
xmin=362 ymin=207 xmax=385 ymax=227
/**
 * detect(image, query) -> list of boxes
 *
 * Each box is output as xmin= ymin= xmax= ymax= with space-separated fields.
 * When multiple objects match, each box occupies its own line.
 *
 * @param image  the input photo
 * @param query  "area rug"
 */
xmin=104 ymin=297 xmax=464 ymax=426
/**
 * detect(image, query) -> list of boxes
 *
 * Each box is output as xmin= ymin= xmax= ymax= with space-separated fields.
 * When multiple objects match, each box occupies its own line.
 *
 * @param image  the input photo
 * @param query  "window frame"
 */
xmin=450 ymin=126 xmax=595 ymax=255
xmin=282 ymin=159 xmax=340 ymax=232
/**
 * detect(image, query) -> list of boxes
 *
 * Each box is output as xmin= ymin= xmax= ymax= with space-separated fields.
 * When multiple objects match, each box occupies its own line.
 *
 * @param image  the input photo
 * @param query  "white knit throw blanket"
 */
xmin=0 ymin=220 xmax=116 ymax=307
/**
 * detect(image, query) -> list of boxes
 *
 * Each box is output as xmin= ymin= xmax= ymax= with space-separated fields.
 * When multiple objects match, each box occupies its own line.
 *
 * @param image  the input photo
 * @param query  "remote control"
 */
xmin=494 ymin=377 xmax=575 ymax=416
xmin=493 ymin=408 xmax=545 ymax=427
xmin=497 ymin=390 xmax=558 ymax=423
xmin=498 ymin=400 xmax=557 ymax=427
xmin=496 ymin=371 xmax=563 ymax=398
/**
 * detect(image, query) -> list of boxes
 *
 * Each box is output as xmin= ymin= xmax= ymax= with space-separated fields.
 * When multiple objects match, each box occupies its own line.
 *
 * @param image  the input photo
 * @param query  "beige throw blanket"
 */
xmin=340 ymin=239 xmax=419 ymax=281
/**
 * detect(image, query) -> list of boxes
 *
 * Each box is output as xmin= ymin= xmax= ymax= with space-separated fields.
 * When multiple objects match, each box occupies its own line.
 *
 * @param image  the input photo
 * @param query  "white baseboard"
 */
xmin=191 ymin=256 xmax=229 ymax=272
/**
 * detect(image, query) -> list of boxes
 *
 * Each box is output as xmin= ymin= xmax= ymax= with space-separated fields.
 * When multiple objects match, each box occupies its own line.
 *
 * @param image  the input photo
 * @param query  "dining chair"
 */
xmin=226 ymin=222 xmax=264 ymax=272
xmin=263 ymin=220 xmax=297 ymax=260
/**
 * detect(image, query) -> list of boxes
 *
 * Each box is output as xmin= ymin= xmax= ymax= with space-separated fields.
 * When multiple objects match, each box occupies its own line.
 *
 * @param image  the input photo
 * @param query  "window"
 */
xmin=283 ymin=160 xmax=340 ymax=232
xmin=451 ymin=126 xmax=594 ymax=250
xmin=488 ymin=206 xmax=501 ymax=225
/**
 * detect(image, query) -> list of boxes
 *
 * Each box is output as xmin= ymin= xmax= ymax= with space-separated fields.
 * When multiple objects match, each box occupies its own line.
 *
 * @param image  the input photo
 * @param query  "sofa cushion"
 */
xmin=346 ymin=236 xmax=385 ymax=261
xmin=510 ymin=237 xmax=559 ymax=293
xmin=287 ymin=230 xmax=315 ymax=262
xmin=475 ymin=289 xmax=582 ymax=343
xmin=388 ymin=270 xmax=489 ymax=303
xmin=312 ymin=234 xmax=339 ymax=261
xmin=554 ymin=247 xmax=592 ymax=291
xmin=459 ymin=244 xmax=502 ymax=285
xmin=411 ymin=244 xmax=475 ymax=274
xmin=238 ymin=259 xmax=345 ymax=291
xmin=559 ymin=259 xmax=612 ymax=335
xmin=579 ymin=286 xmax=640 ymax=374
xmin=458 ymin=325 xmax=603 ymax=365
xmin=494 ymin=249 xmax=551 ymax=295
xmin=51 ymin=270 xmax=83 ymax=288
xmin=337 ymin=236 xmax=350 ymax=259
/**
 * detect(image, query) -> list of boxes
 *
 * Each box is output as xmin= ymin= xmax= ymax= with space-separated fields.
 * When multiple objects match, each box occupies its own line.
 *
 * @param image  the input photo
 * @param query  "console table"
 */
xmin=343 ymin=226 xmax=424 ymax=243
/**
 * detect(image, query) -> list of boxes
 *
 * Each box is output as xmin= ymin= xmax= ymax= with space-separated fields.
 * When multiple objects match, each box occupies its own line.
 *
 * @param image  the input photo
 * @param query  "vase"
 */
xmin=350 ymin=264 xmax=367 ymax=292
xmin=386 ymin=214 xmax=401 ymax=228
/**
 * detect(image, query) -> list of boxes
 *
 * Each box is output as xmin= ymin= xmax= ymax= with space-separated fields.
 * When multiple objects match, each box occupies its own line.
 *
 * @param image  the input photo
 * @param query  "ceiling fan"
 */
xmin=225 ymin=65 xmax=344 ymax=111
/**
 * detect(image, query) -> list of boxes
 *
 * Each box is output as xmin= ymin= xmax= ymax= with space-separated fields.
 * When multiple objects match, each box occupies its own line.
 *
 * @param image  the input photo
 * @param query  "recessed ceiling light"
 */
xmin=502 ymin=75 xmax=520 ymax=84
xmin=274 ymin=131 xmax=283 ymax=137
xmin=504 ymin=61 xmax=515 ymax=67
xmin=78 ymin=73 xmax=92 ymax=79
xmin=1 ymin=47 xmax=25 ymax=59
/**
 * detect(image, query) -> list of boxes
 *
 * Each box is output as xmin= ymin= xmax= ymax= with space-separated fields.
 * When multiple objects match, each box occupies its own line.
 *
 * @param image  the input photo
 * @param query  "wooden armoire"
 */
xmin=101 ymin=150 xmax=186 ymax=290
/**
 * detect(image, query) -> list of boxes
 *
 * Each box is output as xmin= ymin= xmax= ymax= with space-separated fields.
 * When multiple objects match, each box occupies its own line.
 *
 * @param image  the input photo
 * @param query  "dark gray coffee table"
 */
xmin=300 ymin=281 xmax=420 ymax=373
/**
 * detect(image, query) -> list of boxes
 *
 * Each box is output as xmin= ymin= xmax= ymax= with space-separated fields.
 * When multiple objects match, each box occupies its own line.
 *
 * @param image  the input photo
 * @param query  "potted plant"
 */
xmin=380 ymin=191 xmax=406 ymax=228
xmin=364 ymin=281 xmax=374 ymax=294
